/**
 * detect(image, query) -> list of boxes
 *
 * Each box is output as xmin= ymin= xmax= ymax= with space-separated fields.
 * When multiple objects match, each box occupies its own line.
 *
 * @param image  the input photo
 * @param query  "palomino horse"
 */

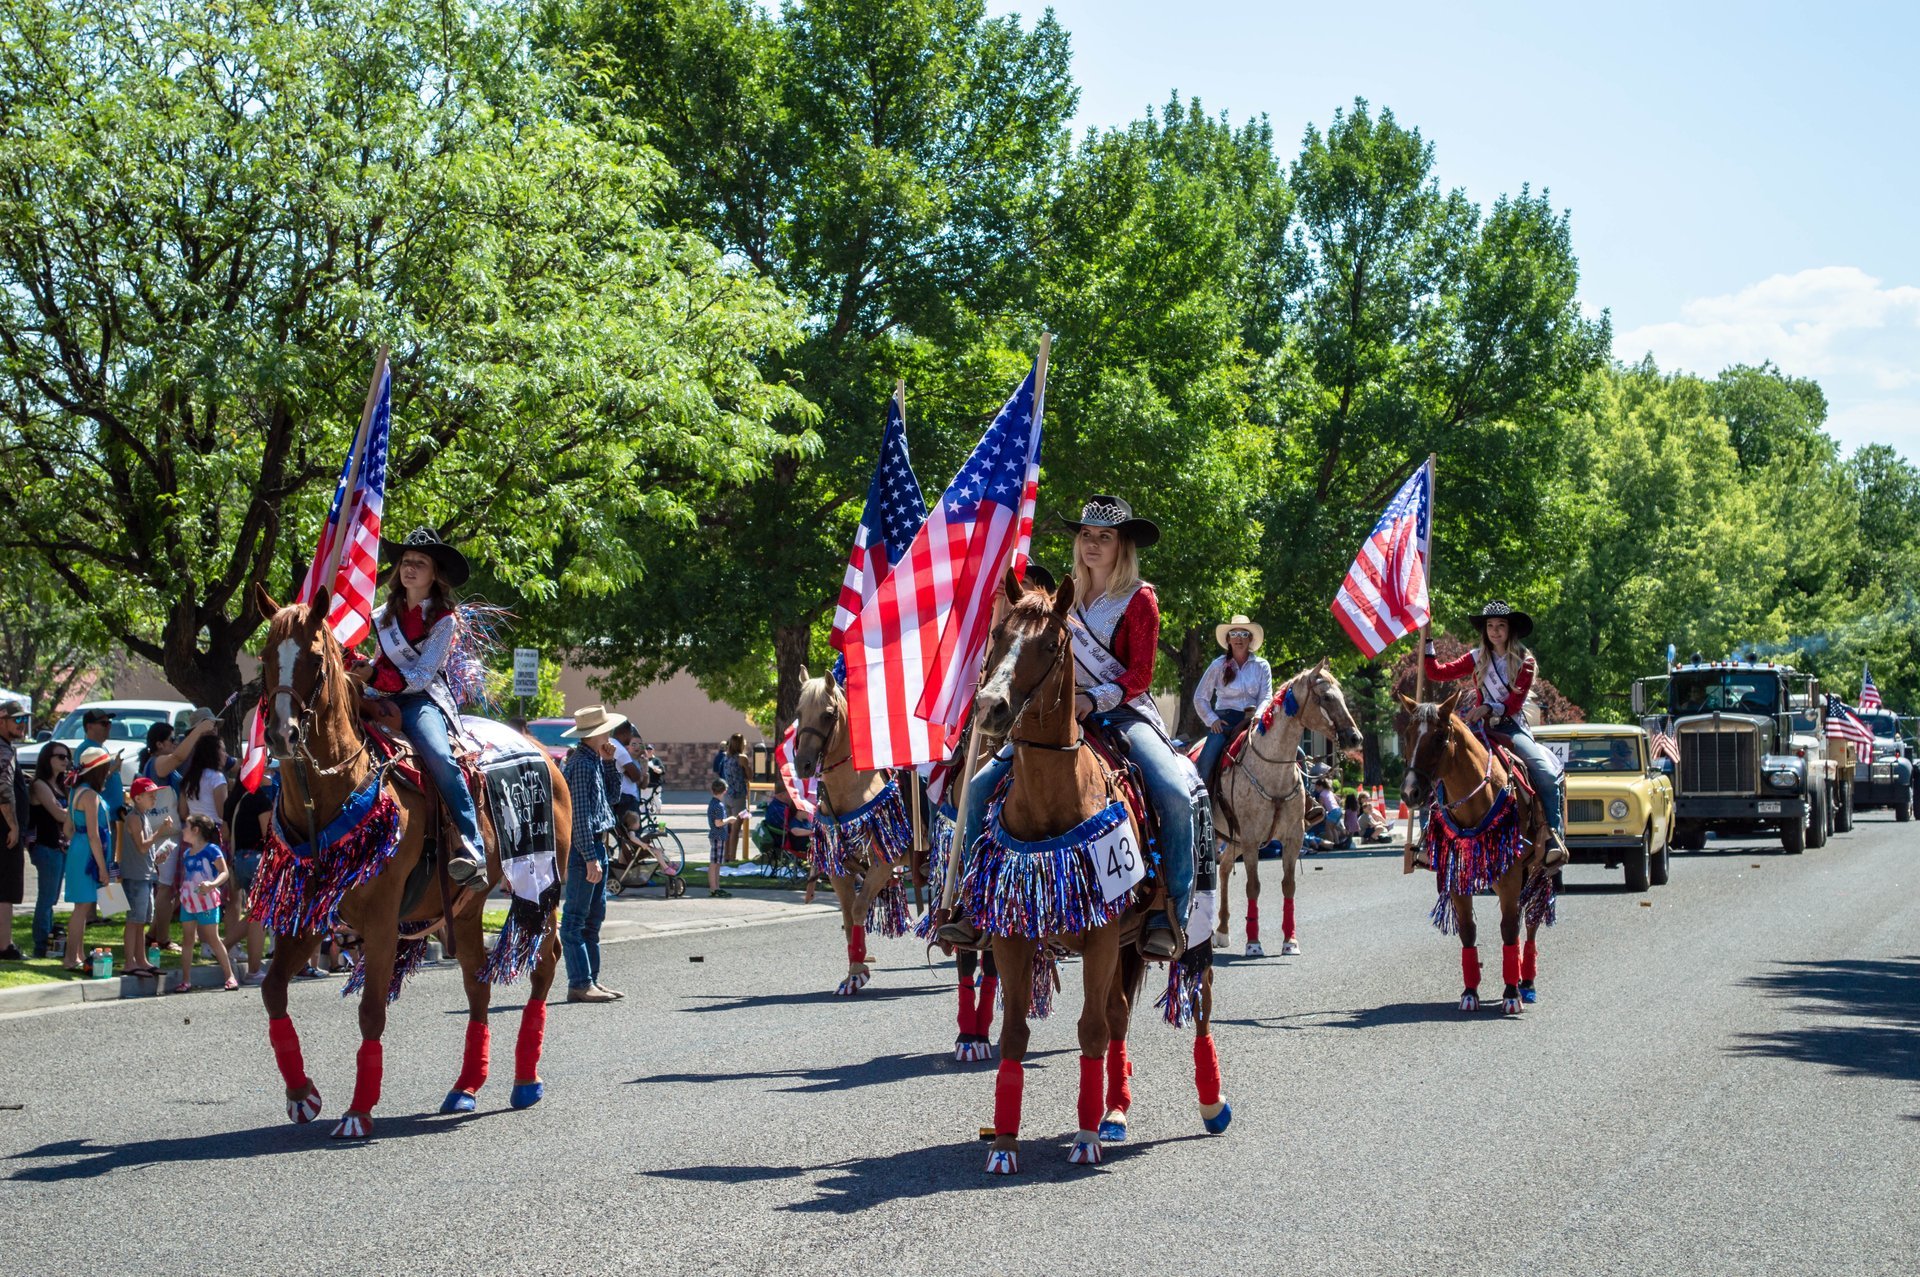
xmin=965 ymin=571 xmax=1229 ymax=1174
xmin=1208 ymin=661 xmax=1364 ymax=957
xmin=791 ymin=670 xmax=916 ymax=996
xmin=1399 ymin=691 xmax=1558 ymax=1014
xmin=254 ymin=585 xmax=571 ymax=1137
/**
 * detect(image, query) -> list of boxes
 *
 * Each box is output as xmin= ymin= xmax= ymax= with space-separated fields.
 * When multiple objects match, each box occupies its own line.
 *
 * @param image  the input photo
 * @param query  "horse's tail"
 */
xmin=1118 ymin=936 xmax=1149 ymax=1011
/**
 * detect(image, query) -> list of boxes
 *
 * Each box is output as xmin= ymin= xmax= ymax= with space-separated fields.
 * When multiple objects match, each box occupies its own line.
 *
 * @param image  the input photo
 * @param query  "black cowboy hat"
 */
xmin=1466 ymin=599 xmax=1533 ymax=641
xmin=1022 ymin=562 xmax=1059 ymax=593
xmin=379 ymin=527 xmax=471 ymax=587
xmin=1059 ymin=494 xmax=1160 ymax=549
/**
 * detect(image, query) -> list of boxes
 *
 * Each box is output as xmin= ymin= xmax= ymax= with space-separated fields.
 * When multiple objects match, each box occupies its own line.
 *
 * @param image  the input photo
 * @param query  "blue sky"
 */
xmin=992 ymin=0 xmax=1920 ymax=460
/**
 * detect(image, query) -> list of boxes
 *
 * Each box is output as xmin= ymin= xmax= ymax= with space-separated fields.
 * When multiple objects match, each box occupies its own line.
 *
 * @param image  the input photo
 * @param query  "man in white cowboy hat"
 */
xmin=559 ymin=705 xmax=626 ymax=1003
xmin=1191 ymin=615 xmax=1273 ymax=782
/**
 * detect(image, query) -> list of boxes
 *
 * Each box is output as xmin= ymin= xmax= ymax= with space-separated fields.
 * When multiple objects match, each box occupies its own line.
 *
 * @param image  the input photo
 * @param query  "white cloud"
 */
xmin=1616 ymin=266 xmax=1920 ymax=460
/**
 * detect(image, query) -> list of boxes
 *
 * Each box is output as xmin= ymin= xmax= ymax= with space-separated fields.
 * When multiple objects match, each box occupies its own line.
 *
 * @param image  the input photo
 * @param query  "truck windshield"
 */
xmin=1668 ymin=671 xmax=1779 ymax=716
xmin=1859 ymin=710 xmax=1900 ymax=739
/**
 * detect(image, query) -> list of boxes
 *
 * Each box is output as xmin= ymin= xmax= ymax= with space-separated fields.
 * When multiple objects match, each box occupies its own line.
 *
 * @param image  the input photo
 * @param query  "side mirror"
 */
xmin=1630 ymin=682 xmax=1646 ymax=715
xmin=34 ymin=729 xmax=51 ymax=742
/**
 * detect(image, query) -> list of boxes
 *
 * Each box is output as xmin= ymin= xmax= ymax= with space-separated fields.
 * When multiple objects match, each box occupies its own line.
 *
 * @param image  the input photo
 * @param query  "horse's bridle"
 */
xmin=1007 ymin=620 xmax=1083 ymax=753
xmin=266 ymin=636 xmax=376 ymax=857
xmin=795 ymin=689 xmax=853 ymax=775
xmin=1409 ymin=709 xmax=1499 ymax=816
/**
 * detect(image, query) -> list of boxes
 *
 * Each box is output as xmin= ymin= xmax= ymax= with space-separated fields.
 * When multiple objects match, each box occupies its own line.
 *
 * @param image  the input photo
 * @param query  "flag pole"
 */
xmin=896 ymin=377 xmax=931 ymax=874
xmin=936 ymin=333 xmax=1051 ymax=919
xmin=1403 ymin=452 xmax=1436 ymax=875
xmin=320 ymin=346 xmax=389 ymax=594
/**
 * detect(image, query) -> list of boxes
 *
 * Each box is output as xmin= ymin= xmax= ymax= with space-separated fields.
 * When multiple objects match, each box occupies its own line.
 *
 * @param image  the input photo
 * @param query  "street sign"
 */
xmin=513 ymin=648 xmax=540 ymax=698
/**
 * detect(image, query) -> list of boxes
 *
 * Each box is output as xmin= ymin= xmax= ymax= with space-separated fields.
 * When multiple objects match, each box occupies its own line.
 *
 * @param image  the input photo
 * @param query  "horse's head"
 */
xmin=1398 ymin=689 xmax=1463 ymax=808
xmin=1294 ymin=658 xmax=1365 ymax=753
xmin=255 ymin=582 xmax=347 ymax=760
xmin=974 ymin=569 xmax=1074 ymax=741
xmin=792 ymin=667 xmax=845 ymax=776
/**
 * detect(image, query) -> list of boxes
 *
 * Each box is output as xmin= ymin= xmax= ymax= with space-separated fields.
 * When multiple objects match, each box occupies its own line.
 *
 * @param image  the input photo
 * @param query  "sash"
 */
xmin=374 ymin=606 xmax=425 ymax=669
xmin=1069 ymin=600 xmax=1167 ymax=735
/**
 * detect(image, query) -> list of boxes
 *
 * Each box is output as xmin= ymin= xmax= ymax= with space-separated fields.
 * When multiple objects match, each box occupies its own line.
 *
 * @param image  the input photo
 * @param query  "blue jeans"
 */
xmin=396 ymin=693 xmax=482 ymax=856
xmin=31 ymin=844 xmax=66 ymax=953
xmin=1498 ymin=719 xmax=1565 ymax=838
xmin=1194 ymin=707 xmax=1249 ymax=781
xmin=958 ymin=711 xmax=1194 ymax=933
xmin=559 ymin=847 xmax=606 ymax=989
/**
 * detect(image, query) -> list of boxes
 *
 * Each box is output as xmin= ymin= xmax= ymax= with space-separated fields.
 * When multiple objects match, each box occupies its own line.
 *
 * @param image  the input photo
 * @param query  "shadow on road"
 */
xmin=628 ymin=1048 xmax=1068 ymax=1094
xmin=1321 ymin=1001 xmax=1500 ymax=1029
xmin=1733 ymin=955 xmax=1920 ymax=1105
xmin=677 ymin=984 xmax=950 ymax=1014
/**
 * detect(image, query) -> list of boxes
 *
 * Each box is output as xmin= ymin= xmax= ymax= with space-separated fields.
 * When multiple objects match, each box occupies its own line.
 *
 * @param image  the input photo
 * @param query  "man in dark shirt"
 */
xmin=0 ymin=698 xmax=28 ymax=960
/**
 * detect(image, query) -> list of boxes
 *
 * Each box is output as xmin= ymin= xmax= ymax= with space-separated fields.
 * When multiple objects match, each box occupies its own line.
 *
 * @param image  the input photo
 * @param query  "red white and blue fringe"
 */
xmin=445 ymin=603 xmax=509 ymax=712
xmin=993 ymin=947 xmax=1061 ymax=1020
xmin=913 ymin=810 xmax=956 ymax=941
xmin=1425 ymin=786 xmax=1558 ymax=934
xmin=251 ymin=789 xmax=403 ymax=938
xmin=962 ymin=799 xmax=1133 ymax=940
xmin=481 ymin=905 xmax=550 ymax=986
xmin=1155 ymin=942 xmax=1211 ymax=1028
xmin=342 ymin=935 xmax=433 ymax=1004
xmin=864 ymin=877 xmax=912 ymax=939
xmin=813 ymin=778 xmax=913 ymax=879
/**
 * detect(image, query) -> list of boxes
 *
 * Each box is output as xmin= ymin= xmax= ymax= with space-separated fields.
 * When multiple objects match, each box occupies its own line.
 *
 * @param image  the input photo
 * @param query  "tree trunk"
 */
xmin=1174 ymin=625 xmax=1210 ymax=740
xmin=160 ymin=608 xmax=250 ymax=751
xmin=772 ymin=622 xmax=812 ymax=735
xmin=1359 ymin=660 xmax=1384 ymax=786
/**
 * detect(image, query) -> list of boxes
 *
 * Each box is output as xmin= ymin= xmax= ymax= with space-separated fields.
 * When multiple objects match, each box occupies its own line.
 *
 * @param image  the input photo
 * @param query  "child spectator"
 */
xmin=705 ymin=779 xmax=735 ymax=899
xmin=116 ymin=777 xmax=173 ymax=979
xmin=173 ymin=813 xmax=237 ymax=992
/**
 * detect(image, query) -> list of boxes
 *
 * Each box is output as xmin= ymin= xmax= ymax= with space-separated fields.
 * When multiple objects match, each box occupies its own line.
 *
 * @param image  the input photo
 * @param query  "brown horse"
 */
xmin=1208 ymin=661 xmax=1364 ymax=957
xmin=965 ymin=570 xmax=1229 ymax=1174
xmin=254 ymin=585 xmax=571 ymax=1137
xmin=1399 ymin=690 xmax=1557 ymax=1015
xmin=791 ymin=671 xmax=915 ymax=996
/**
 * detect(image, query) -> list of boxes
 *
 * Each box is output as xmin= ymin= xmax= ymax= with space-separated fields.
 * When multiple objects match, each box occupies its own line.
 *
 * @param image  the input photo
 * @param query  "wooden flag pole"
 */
xmin=1403 ymin=452 xmax=1436 ymax=875
xmin=319 ymin=346 xmax=389 ymax=597
xmin=895 ymin=377 xmax=931 ymax=869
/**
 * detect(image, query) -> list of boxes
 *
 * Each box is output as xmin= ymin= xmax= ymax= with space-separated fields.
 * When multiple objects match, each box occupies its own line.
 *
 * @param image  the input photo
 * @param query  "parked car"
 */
xmin=524 ymin=717 xmax=573 ymax=763
xmin=16 ymin=700 xmax=198 ymax=786
xmin=1534 ymin=723 xmax=1675 ymax=891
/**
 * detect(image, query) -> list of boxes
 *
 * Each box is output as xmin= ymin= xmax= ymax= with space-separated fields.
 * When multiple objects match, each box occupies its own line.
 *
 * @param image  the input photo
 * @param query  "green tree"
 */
xmin=0 ymin=550 xmax=122 ymax=710
xmin=0 ymin=0 xmax=808 ymax=710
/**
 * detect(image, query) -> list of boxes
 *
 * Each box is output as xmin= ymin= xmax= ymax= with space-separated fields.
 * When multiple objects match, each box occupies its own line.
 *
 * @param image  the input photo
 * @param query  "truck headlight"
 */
xmin=1608 ymin=799 xmax=1629 ymax=820
xmin=1767 ymin=769 xmax=1800 ymax=789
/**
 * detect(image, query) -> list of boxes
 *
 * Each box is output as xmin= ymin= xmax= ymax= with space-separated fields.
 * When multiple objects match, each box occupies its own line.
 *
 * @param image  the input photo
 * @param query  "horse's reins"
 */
xmin=267 ymin=649 xmax=379 ymax=861
xmin=1007 ymin=621 xmax=1084 ymax=754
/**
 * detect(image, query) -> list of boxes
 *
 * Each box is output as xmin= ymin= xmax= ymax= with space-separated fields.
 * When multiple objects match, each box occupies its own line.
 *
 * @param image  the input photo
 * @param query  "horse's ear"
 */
xmin=1440 ymin=689 xmax=1463 ymax=719
xmin=798 ymin=664 xmax=809 ymax=687
xmin=1315 ymin=657 xmax=1329 ymax=674
xmin=1395 ymin=691 xmax=1417 ymax=712
xmin=1003 ymin=568 xmax=1023 ymax=604
xmin=1051 ymin=572 xmax=1075 ymax=616
xmin=310 ymin=584 xmax=332 ymax=629
xmin=254 ymin=583 xmax=281 ymax=619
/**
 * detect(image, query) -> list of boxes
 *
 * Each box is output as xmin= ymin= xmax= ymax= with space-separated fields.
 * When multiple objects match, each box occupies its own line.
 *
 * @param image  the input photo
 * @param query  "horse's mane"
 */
xmin=1005 ymin=585 xmax=1057 ymax=629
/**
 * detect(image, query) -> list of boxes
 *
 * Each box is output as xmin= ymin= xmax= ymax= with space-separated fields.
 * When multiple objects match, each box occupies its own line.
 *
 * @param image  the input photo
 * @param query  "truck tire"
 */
xmin=1898 ymin=792 xmax=1912 ymax=823
xmin=1677 ymin=822 xmax=1707 ymax=852
xmin=1835 ymin=784 xmax=1853 ymax=833
xmin=1807 ymin=786 xmax=1828 ymax=849
xmin=1626 ymin=828 xmax=1652 ymax=892
xmin=1781 ymin=814 xmax=1805 ymax=855
xmin=1650 ymin=825 xmax=1671 ymax=886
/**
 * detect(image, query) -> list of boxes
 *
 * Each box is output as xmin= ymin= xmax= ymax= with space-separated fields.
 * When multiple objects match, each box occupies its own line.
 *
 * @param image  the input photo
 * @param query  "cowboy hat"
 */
xmin=1215 ymin=614 xmax=1265 ymax=652
xmin=74 ymin=744 xmax=118 ymax=780
xmin=562 ymin=704 xmax=628 ymax=739
xmin=379 ymin=527 xmax=471 ymax=587
xmin=1059 ymin=494 xmax=1160 ymax=549
xmin=1021 ymin=562 xmax=1059 ymax=593
xmin=1466 ymin=599 xmax=1534 ymax=641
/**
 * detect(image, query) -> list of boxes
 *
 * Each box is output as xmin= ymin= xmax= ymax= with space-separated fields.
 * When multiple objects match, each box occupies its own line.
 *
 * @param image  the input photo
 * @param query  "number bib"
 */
xmin=1089 ymin=815 xmax=1147 ymax=903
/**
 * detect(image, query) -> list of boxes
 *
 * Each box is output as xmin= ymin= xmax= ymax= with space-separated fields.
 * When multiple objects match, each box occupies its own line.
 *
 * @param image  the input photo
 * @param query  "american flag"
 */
xmin=1332 ymin=459 xmax=1432 ymax=658
xmin=242 ymin=356 xmax=392 ymax=791
xmin=1826 ymin=694 xmax=1875 ymax=764
xmin=1859 ymin=665 xmax=1883 ymax=712
xmin=772 ymin=722 xmax=818 ymax=820
xmin=1651 ymin=730 xmax=1679 ymax=764
xmin=845 ymin=356 xmax=1045 ymax=771
xmin=829 ymin=388 xmax=926 ymax=651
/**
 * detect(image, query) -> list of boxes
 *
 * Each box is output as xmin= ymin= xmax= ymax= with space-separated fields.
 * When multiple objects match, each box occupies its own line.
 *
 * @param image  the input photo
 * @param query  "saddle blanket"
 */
xmin=460 ymin=717 xmax=559 ymax=912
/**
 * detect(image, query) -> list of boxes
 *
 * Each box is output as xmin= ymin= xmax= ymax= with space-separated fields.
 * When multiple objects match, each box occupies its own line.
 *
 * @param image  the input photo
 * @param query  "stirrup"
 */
xmin=935 ymin=918 xmax=987 ymax=950
xmin=446 ymin=854 xmax=488 ymax=893
xmin=1141 ymin=928 xmax=1179 ymax=960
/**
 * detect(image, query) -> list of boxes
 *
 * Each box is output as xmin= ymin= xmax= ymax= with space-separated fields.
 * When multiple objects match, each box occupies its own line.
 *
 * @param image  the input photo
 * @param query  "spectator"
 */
xmin=172 ymin=813 xmax=237 ymax=992
xmin=705 ymin=779 xmax=736 ymax=899
xmin=28 ymin=747 xmax=72 ymax=958
xmin=560 ymin=705 xmax=623 ymax=1004
xmin=609 ymin=721 xmax=645 ymax=821
xmin=0 ymin=698 xmax=27 ymax=960
xmin=116 ymin=777 xmax=172 ymax=979
xmin=136 ymin=714 xmax=209 ymax=953
xmin=720 ymin=732 xmax=750 ymax=863
xmin=61 ymin=745 xmax=115 ymax=971
xmin=178 ymin=731 xmax=229 ymax=847
xmin=77 ymin=708 xmax=127 ymax=821
xmin=1305 ymin=765 xmax=1348 ymax=850
xmin=1192 ymin=616 xmax=1274 ymax=781
xmin=223 ymin=765 xmax=274 ymax=983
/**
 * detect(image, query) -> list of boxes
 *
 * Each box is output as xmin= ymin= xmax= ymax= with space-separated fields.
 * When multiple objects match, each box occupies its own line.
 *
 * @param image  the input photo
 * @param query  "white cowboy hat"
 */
xmin=1215 ymin=614 xmax=1265 ymax=652
xmin=562 ymin=704 xmax=628 ymax=739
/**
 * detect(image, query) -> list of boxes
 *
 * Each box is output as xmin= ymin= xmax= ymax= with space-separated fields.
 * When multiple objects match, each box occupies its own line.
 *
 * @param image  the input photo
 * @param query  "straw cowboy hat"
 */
xmin=74 ymin=744 xmax=118 ymax=781
xmin=1059 ymin=494 xmax=1161 ymax=549
xmin=563 ymin=705 xmax=628 ymax=739
xmin=1466 ymin=599 xmax=1534 ymax=641
xmin=1215 ymin=614 xmax=1265 ymax=652
xmin=379 ymin=526 xmax=471 ymax=587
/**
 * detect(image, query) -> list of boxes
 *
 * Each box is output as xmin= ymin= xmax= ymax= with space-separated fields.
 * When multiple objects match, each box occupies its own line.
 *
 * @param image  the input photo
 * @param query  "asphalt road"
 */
xmin=2 ymin=814 xmax=1915 ymax=1276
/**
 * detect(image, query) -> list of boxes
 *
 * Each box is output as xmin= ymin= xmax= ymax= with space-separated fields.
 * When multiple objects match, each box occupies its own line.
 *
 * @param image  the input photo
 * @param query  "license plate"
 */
xmin=1757 ymin=801 xmax=1781 ymax=814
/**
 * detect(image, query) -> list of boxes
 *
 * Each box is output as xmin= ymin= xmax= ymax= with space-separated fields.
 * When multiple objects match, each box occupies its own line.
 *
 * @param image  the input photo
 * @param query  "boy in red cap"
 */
xmin=118 ymin=776 xmax=174 ymax=979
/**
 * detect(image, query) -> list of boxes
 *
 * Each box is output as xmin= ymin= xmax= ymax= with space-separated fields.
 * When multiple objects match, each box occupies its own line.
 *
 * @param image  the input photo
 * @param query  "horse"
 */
xmin=1398 ymin=690 xmax=1558 ymax=1014
xmin=791 ymin=670 xmax=917 ymax=996
xmin=965 ymin=569 xmax=1229 ymax=1174
xmin=1206 ymin=660 xmax=1364 ymax=957
xmin=253 ymin=584 xmax=571 ymax=1137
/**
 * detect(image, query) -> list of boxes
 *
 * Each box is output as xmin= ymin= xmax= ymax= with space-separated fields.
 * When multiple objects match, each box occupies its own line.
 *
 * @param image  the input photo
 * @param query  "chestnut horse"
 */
xmin=1207 ymin=661 xmax=1364 ymax=957
xmin=966 ymin=571 xmax=1229 ymax=1174
xmin=254 ymin=585 xmax=571 ymax=1137
xmin=1399 ymin=690 xmax=1557 ymax=1014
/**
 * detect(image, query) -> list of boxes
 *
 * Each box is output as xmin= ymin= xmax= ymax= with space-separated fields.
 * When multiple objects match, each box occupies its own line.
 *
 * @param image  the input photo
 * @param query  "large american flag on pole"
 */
xmin=845 ymin=353 xmax=1046 ymax=771
xmin=829 ymin=387 xmax=926 ymax=658
xmin=1333 ymin=458 xmax=1432 ymax=658
xmin=1859 ymin=665 xmax=1883 ymax=712
xmin=1826 ymin=694 xmax=1875 ymax=764
xmin=242 ymin=355 xmax=392 ymax=790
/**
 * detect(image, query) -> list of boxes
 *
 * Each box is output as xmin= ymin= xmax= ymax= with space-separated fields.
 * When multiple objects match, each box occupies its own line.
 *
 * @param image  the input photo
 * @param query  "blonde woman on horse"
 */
xmin=953 ymin=495 xmax=1195 ymax=960
xmin=361 ymin=528 xmax=488 ymax=895
xmin=1422 ymin=600 xmax=1564 ymax=844
xmin=1192 ymin=614 xmax=1272 ymax=781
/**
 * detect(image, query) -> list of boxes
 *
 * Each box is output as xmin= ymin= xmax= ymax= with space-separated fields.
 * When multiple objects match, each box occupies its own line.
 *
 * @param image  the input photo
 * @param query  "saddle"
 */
xmin=1482 ymin=735 xmax=1567 ymax=873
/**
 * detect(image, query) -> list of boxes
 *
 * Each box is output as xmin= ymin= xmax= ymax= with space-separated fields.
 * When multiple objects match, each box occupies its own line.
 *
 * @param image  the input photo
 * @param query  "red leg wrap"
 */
xmin=1461 ymin=946 xmax=1481 ymax=990
xmin=847 ymin=925 xmax=868 ymax=965
xmin=267 ymin=1016 xmax=311 ymax=1093
xmin=1502 ymin=943 xmax=1521 ymax=987
xmin=455 ymin=1021 xmax=491 ymax=1094
xmin=993 ymin=1058 xmax=1023 ymax=1136
xmin=515 ymin=1000 xmax=548 ymax=1083
xmin=1105 ymin=1040 xmax=1132 ymax=1114
xmin=956 ymin=974 xmax=977 ymax=1034
xmin=1193 ymin=1034 xmax=1223 ymax=1107
xmin=1078 ymin=1055 xmax=1103 ymax=1132
xmin=974 ymin=976 xmax=999 ymax=1038
xmin=1245 ymin=898 xmax=1259 ymax=944
xmin=1282 ymin=896 xmax=1296 ymax=940
xmin=1521 ymin=940 xmax=1538 ymax=982
xmin=347 ymin=1040 xmax=383 ymax=1115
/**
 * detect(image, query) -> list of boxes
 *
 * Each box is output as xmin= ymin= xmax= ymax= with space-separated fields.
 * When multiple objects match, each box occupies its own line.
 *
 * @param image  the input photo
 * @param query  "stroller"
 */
xmin=751 ymin=796 xmax=815 ymax=882
xmin=606 ymin=788 xmax=688 ymax=899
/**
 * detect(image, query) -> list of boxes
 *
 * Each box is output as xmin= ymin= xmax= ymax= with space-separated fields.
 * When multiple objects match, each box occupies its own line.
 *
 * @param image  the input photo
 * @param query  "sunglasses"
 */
xmin=49 ymin=752 xmax=71 ymax=761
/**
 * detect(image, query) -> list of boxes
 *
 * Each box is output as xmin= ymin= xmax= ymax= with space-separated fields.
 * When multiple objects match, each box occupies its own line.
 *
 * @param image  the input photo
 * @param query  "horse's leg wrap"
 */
xmin=1521 ymin=940 xmax=1538 ymax=982
xmin=956 ymin=971 xmax=977 ymax=1035
xmin=1281 ymin=896 xmax=1296 ymax=940
xmin=455 ymin=1021 xmax=490 ymax=1094
xmin=1461 ymin=946 xmax=1481 ymax=990
xmin=1105 ymin=1040 xmax=1132 ymax=1114
xmin=1193 ymin=1034 xmax=1223 ymax=1107
xmin=993 ymin=1058 xmax=1023 ymax=1136
xmin=515 ymin=999 xmax=548 ymax=1082
xmin=1245 ymin=898 xmax=1260 ymax=945
xmin=268 ymin=1016 xmax=311 ymax=1093
xmin=1078 ymin=1055 xmax=1103 ymax=1134
xmin=974 ymin=974 xmax=1000 ymax=1038
xmin=347 ymin=1040 xmax=383 ymax=1115
xmin=847 ymin=925 xmax=868 ymax=966
xmin=1502 ymin=943 xmax=1521 ymax=988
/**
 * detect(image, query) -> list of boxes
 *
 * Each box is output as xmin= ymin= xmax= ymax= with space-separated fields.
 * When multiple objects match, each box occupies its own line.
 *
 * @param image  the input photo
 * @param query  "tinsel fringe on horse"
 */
xmin=913 ymin=811 xmax=956 ymax=942
xmin=250 ymin=790 xmax=404 ymax=938
xmin=342 ymin=935 xmax=433 ymax=1004
xmin=962 ymin=800 xmax=1134 ymax=940
xmin=1424 ymin=787 xmax=1557 ymax=934
xmin=813 ymin=778 xmax=913 ymax=880
xmin=1155 ymin=942 xmax=1212 ymax=1028
xmin=480 ymin=902 xmax=552 ymax=986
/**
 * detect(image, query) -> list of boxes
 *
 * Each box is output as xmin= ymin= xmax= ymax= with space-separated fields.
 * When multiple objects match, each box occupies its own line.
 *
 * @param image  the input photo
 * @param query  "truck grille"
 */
xmin=1679 ymin=727 xmax=1756 ymax=795
xmin=1568 ymin=799 xmax=1604 ymax=824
